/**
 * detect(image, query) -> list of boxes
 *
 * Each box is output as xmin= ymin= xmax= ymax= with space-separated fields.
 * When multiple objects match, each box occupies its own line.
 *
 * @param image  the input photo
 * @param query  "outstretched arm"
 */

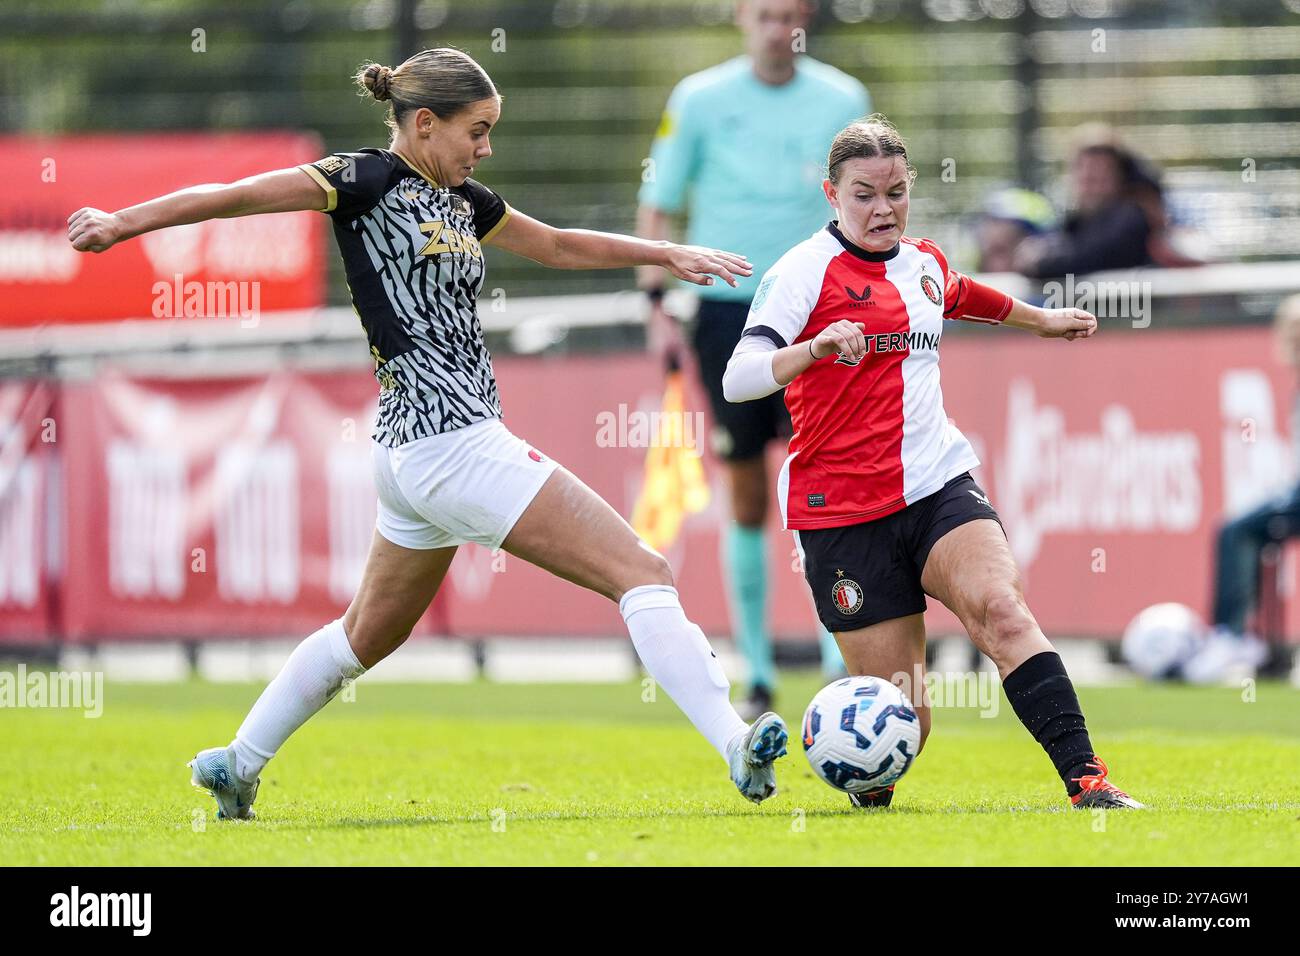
xmin=1002 ymin=299 xmax=1097 ymax=339
xmin=68 ymin=167 xmax=327 ymax=253
xmin=487 ymin=207 xmax=751 ymax=288
xmin=722 ymin=299 xmax=1096 ymax=404
xmin=946 ymin=270 xmax=1096 ymax=340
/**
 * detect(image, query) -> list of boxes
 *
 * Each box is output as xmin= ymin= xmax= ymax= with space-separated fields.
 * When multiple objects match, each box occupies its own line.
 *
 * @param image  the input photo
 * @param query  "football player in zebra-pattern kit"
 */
xmin=69 ymin=48 xmax=792 ymax=818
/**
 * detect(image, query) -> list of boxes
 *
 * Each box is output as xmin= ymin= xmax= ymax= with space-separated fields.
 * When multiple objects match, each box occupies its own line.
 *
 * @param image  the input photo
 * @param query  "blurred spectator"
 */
xmin=974 ymin=187 xmax=1055 ymax=273
xmin=1014 ymin=124 xmax=1198 ymax=277
xmin=1192 ymin=293 xmax=1300 ymax=682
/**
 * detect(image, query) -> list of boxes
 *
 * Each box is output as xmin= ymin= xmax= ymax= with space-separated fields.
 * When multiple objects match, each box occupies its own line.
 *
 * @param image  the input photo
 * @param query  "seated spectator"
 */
xmin=1014 ymin=125 xmax=1182 ymax=277
xmin=1192 ymin=293 xmax=1300 ymax=682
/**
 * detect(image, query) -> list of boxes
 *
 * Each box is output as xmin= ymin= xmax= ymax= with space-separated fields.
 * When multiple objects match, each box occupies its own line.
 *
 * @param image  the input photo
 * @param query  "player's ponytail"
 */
xmin=827 ymin=113 xmax=917 ymax=189
xmin=354 ymin=48 xmax=499 ymax=133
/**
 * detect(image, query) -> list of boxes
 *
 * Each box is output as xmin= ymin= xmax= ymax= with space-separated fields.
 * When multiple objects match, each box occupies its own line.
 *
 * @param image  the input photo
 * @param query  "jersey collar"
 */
xmin=391 ymin=148 xmax=441 ymax=188
xmin=827 ymin=221 xmax=900 ymax=262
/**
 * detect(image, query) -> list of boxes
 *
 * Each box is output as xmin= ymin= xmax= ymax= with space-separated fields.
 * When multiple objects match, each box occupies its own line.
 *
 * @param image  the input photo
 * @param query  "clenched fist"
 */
xmin=67 ymin=207 xmax=123 ymax=253
xmin=810 ymin=320 xmax=868 ymax=363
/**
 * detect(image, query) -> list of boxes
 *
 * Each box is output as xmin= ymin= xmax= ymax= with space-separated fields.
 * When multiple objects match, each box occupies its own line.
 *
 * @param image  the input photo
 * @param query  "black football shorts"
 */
xmin=795 ymin=472 xmax=1005 ymax=632
xmin=691 ymin=299 xmax=792 ymax=462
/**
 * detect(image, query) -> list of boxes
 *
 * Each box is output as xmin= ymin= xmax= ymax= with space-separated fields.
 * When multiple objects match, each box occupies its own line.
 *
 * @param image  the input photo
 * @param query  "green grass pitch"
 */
xmin=2 ymin=674 xmax=1297 ymax=866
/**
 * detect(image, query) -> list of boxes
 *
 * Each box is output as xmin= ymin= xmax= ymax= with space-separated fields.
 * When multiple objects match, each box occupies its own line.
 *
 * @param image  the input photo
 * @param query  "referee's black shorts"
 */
xmin=691 ymin=299 xmax=792 ymax=462
xmin=796 ymin=472 xmax=1006 ymax=632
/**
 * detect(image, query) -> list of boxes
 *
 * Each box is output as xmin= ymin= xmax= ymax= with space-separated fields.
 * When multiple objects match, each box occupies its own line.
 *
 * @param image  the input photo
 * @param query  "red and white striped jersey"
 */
xmin=739 ymin=222 xmax=1010 ymax=530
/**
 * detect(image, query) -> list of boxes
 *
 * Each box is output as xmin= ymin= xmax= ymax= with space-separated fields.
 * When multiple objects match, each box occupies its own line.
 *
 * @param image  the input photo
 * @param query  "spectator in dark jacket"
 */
xmin=1014 ymin=128 xmax=1164 ymax=278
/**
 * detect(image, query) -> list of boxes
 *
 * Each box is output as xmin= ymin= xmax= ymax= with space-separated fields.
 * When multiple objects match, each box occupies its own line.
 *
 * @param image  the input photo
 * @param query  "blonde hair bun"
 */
xmin=354 ymin=49 xmax=499 ymax=133
xmin=360 ymin=63 xmax=394 ymax=101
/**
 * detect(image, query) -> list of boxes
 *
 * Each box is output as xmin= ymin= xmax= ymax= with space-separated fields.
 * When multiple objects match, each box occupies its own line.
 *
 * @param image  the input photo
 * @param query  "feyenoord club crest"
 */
xmin=831 ymin=576 xmax=864 ymax=615
xmin=920 ymin=274 xmax=942 ymax=305
xmin=834 ymin=350 xmax=862 ymax=367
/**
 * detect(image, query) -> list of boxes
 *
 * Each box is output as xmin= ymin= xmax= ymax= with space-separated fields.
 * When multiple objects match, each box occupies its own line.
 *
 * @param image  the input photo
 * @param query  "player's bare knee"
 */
xmin=639 ymin=548 xmax=675 ymax=588
xmin=977 ymin=590 xmax=1038 ymax=652
xmin=349 ymin=622 xmax=411 ymax=668
xmin=611 ymin=543 xmax=674 ymax=599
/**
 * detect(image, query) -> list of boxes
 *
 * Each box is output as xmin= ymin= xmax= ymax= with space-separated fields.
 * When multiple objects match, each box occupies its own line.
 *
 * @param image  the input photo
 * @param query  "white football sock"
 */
xmin=620 ymin=584 xmax=749 ymax=761
xmin=230 ymin=618 xmax=365 ymax=782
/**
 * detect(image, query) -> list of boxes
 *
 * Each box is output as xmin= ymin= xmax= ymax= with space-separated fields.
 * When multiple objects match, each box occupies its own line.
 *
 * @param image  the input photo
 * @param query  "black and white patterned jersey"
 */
xmin=298 ymin=148 xmax=513 ymax=447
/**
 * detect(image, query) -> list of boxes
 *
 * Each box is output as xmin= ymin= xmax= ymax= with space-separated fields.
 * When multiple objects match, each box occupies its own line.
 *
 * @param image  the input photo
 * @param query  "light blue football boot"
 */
xmin=189 ymin=745 xmax=260 ymax=820
xmin=728 ymin=712 xmax=788 ymax=804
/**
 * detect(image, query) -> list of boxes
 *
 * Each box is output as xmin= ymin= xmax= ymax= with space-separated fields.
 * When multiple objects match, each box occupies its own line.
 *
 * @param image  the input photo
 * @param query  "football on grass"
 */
xmin=802 ymin=676 xmax=922 ymax=794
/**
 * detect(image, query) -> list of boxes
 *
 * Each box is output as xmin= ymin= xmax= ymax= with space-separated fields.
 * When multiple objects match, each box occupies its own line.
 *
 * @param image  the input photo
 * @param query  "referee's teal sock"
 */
xmin=725 ymin=523 xmax=777 ymax=691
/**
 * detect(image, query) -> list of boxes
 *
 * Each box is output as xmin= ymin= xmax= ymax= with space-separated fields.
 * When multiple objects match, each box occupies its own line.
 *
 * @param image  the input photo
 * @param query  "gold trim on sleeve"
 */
xmin=480 ymin=203 xmax=513 ymax=243
xmin=298 ymin=163 xmax=338 ymax=213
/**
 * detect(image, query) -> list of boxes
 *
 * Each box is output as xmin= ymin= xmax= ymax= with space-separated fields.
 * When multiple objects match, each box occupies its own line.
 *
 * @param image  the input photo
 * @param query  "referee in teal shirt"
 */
xmin=637 ymin=0 xmax=869 ymax=719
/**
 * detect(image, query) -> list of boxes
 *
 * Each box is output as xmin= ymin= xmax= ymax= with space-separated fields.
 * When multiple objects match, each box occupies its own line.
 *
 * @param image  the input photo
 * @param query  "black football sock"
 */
xmin=1001 ymin=651 xmax=1096 ymax=796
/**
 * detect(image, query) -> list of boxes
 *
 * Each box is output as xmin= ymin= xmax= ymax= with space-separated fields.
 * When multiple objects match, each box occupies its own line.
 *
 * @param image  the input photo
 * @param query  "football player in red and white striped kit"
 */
xmin=723 ymin=115 xmax=1142 ymax=810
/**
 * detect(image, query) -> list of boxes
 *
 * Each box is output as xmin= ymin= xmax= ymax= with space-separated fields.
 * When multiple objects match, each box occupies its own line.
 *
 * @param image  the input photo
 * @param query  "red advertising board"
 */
xmin=928 ymin=325 xmax=1295 ymax=638
xmin=0 ymin=133 xmax=326 ymax=326
xmin=58 ymin=371 xmax=390 ymax=639
xmin=0 ymin=380 xmax=58 ymax=643
xmin=7 ymin=325 xmax=1299 ymax=642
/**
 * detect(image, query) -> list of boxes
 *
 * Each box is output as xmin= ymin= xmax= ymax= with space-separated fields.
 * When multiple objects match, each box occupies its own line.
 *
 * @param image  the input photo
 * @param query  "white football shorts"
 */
xmin=372 ymin=417 xmax=559 ymax=551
